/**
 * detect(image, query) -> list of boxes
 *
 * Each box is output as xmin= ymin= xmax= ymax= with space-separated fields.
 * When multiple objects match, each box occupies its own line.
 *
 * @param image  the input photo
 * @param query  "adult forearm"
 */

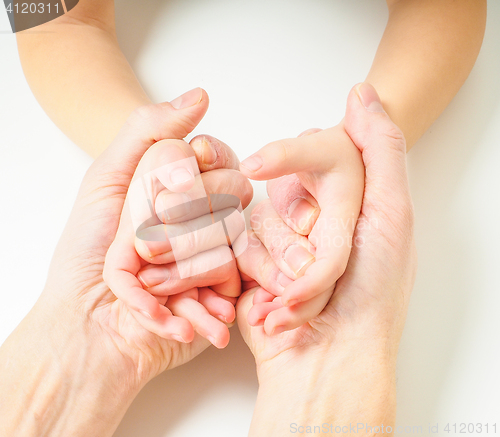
xmin=16 ymin=10 xmax=150 ymax=157
xmin=0 ymin=299 xmax=139 ymax=437
xmin=367 ymin=0 xmax=486 ymax=149
xmin=250 ymin=339 xmax=397 ymax=437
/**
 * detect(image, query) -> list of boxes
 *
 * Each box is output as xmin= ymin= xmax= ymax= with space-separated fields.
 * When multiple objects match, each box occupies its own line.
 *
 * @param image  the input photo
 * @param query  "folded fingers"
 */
xmin=137 ymin=245 xmax=241 ymax=298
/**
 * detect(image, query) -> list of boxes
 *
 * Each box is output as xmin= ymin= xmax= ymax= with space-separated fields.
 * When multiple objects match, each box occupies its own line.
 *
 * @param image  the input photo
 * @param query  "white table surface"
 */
xmin=1 ymin=1 xmax=499 ymax=435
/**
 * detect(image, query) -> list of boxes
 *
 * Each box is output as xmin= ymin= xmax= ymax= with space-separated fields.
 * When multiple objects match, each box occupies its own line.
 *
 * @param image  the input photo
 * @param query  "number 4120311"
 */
xmin=444 ymin=423 xmax=497 ymax=434
xmin=5 ymin=3 xmax=60 ymax=14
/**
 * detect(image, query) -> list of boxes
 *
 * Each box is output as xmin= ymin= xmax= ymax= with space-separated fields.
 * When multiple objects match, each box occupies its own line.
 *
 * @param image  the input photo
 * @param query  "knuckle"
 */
xmin=129 ymin=104 xmax=159 ymax=124
xmin=250 ymin=200 xmax=272 ymax=229
xmin=384 ymin=125 xmax=407 ymax=154
xmin=274 ymin=139 xmax=290 ymax=163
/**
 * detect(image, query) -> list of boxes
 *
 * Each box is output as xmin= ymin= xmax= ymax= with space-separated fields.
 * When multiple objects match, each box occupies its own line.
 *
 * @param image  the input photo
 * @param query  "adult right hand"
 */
xmin=235 ymin=83 xmax=418 ymax=434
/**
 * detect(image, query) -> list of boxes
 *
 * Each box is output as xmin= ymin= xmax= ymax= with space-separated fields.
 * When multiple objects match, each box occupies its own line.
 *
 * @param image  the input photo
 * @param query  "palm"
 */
xmin=48 ymin=166 xmax=211 ymax=384
xmin=238 ymin=192 xmax=415 ymax=367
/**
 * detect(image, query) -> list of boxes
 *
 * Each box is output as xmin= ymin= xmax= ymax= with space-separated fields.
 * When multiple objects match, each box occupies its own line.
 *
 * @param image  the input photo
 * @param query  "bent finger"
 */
xmin=190 ymin=134 xmax=241 ymax=172
xmin=267 ymin=175 xmax=319 ymax=236
xmin=167 ymin=289 xmax=230 ymax=349
xmin=264 ymin=289 xmax=332 ymax=335
xmin=250 ymin=199 xmax=315 ymax=280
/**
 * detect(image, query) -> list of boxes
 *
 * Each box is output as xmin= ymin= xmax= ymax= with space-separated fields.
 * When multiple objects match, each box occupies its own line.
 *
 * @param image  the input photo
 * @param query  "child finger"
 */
xmin=266 ymin=175 xmax=319 ymax=236
xmin=190 ymin=135 xmax=241 ymax=172
xmin=250 ymin=199 xmax=315 ymax=281
xmin=263 ymin=289 xmax=332 ymax=335
xmin=233 ymin=231 xmax=285 ymax=297
xmin=138 ymin=246 xmax=241 ymax=297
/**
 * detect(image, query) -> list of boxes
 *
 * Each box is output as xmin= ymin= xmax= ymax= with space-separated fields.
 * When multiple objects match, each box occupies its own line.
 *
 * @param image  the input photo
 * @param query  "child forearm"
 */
xmin=16 ymin=3 xmax=150 ymax=157
xmin=366 ymin=0 xmax=487 ymax=149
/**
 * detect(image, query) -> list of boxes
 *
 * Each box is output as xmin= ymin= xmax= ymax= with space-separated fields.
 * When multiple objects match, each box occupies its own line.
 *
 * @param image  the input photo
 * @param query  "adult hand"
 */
xmin=236 ymin=83 xmax=417 ymax=434
xmin=0 ymin=88 xmax=246 ymax=437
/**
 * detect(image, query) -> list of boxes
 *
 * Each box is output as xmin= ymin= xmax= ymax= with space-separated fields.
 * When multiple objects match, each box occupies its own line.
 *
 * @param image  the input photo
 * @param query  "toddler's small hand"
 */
xmin=104 ymin=135 xmax=252 ymax=348
xmin=237 ymin=123 xmax=364 ymax=334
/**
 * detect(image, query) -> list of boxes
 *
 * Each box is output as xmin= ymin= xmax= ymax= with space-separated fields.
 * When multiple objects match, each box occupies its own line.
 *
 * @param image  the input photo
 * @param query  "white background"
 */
xmin=1 ymin=1 xmax=499 ymax=435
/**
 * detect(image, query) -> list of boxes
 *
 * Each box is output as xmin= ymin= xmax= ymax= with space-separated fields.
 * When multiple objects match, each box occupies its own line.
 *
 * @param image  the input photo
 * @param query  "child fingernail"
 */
xmin=287 ymin=198 xmax=317 ymax=232
xmin=169 ymin=167 xmax=194 ymax=185
xmin=138 ymin=267 xmax=170 ymax=288
xmin=240 ymin=155 xmax=263 ymax=172
xmin=283 ymin=244 xmax=315 ymax=276
xmin=156 ymin=192 xmax=192 ymax=222
xmin=207 ymin=336 xmax=217 ymax=346
xmin=172 ymin=334 xmax=187 ymax=343
xmin=285 ymin=298 xmax=301 ymax=307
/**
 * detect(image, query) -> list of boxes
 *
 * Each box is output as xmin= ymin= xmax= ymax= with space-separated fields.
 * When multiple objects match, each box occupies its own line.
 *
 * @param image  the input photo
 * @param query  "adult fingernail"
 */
xmin=277 ymin=272 xmax=293 ymax=288
xmin=192 ymin=137 xmax=217 ymax=165
xmin=283 ymin=244 xmax=315 ymax=276
xmin=287 ymin=198 xmax=317 ymax=232
xmin=240 ymin=155 xmax=263 ymax=172
xmin=138 ymin=267 xmax=169 ymax=288
xmin=171 ymin=87 xmax=203 ymax=109
xmin=172 ymin=334 xmax=187 ymax=343
xmin=169 ymin=167 xmax=194 ymax=185
xmin=355 ymin=83 xmax=385 ymax=113
xmin=272 ymin=325 xmax=286 ymax=336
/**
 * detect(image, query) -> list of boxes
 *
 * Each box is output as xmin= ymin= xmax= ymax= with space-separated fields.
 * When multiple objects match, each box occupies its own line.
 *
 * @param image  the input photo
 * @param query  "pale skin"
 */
xmin=16 ymin=0 xmax=486 ymax=156
xmin=15 ymin=0 xmax=486 ymax=331
xmin=104 ymin=124 xmax=254 ymax=348
xmin=0 ymin=85 xmax=416 ymax=436
xmin=3 ymin=0 xmax=486 ymax=432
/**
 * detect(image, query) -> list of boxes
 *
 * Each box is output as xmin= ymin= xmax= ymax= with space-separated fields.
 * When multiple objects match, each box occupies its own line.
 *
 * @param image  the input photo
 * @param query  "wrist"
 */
xmin=0 ymin=294 xmax=141 ymax=437
xmin=252 ymin=337 xmax=397 ymax=436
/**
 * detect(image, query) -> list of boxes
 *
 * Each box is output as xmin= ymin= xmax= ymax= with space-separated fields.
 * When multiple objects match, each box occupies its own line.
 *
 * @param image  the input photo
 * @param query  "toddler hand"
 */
xmin=236 ymin=123 xmax=364 ymax=334
xmin=104 ymin=135 xmax=252 ymax=348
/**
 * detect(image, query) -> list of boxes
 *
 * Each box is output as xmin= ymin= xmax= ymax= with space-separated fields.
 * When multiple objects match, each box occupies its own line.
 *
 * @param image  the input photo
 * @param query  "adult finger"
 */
xmin=344 ymin=82 xmax=410 ymax=211
xmin=88 ymin=88 xmax=209 ymax=186
xmin=167 ymin=288 xmax=230 ymax=349
xmin=198 ymin=287 xmax=236 ymax=324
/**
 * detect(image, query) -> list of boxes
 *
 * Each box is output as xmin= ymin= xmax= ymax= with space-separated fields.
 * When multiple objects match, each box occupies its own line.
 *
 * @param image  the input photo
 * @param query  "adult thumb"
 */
xmin=90 ymin=88 xmax=209 ymax=183
xmin=344 ymin=83 xmax=409 ymax=201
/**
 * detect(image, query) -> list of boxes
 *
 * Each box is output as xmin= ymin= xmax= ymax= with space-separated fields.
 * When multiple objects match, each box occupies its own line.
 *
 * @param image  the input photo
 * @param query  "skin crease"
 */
xmin=236 ymin=83 xmax=417 ymax=436
xmin=0 ymin=91 xmax=259 ymax=437
xmin=3 ymin=0 xmax=486 ymax=433
xmin=238 ymin=122 xmax=365 ymax=334
xmin=104 ymin=135 xmax=252 ymax=348
xmin=13 ymin=0 xmax=485 ymax=339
